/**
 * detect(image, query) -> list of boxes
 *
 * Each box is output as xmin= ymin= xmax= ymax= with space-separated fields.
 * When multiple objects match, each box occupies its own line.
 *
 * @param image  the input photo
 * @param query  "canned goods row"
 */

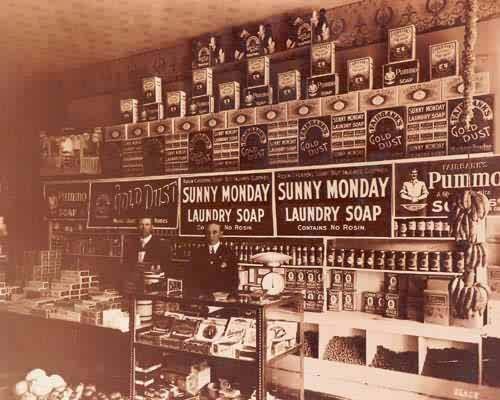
xmin=394 ymin=219 xmax=451 ymax=238
xmin=327 ymin=246 xmax=464 ymax=273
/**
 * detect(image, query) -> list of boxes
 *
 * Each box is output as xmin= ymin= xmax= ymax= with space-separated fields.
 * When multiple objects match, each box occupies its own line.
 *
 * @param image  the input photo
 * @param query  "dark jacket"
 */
xmin=123 ymin=235 xmax=168 ymax=274
xmin=185 ymin=243 xmax=239 ymax=297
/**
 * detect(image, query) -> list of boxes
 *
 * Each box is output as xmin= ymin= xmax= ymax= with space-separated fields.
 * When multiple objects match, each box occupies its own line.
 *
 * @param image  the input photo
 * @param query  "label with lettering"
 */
xmin=395 ymin=156 xmax=500 ymax=217
xmin=383 ymin=60 xmax=419 ymax=87
xmin=447 ymin=94 xmax=494 ymax=155
xmin=189 ymin=131 xmax=213 ymax=172
xmin=240 ymin=124 xmax=269 ymax=170
xmin=298 ymin=116 xmax=332 ymax=165
xmin=406 ymin=102 xmax=447 ymax=158
xmin=322 ymin=92 xmax=359 ymax=115
xmin=143 ymin=136 xmax=165 ymax=176
xmin=366 ymin=106 xmax=406 ymax=161
xmin=268 ymin=121 xmax=299 ymax=168
xmin=275 ymin=164 xmax=392 ymax=236
xmin=213 ymin=128 xmax=240 ymax=171
xmin=331 ymin=112 xmax=366 ymax=163
xmin=88 ymin=178 xmax=178 ymax=228
xmin=347 ymin=57 xmax=373 ymax=92
xmin=180 ymin=172 xmax=274 ymax=236
xmin=429 ymin=40 xmax=459 ymax=80
xmin=44 ymin=183 xmax=89 ymax=219
xmin=388 ymin=25 xmax=416 ymax=63
xmin=306 ymin=74 xmax=339 ymax=99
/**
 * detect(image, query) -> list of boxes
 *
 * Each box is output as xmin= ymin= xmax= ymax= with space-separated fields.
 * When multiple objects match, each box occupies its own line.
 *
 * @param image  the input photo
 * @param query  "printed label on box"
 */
xmin=298 ymin=116 xmax=331 ymax=165
xmin=383 ymin=60 xmax=420 ymax=87
xmin=307 ymin=74 xmax=339 ymax=99
xmin=430 ymin=41 xmax=459 ymax=80
xmin=398 ymin=80 xmax=442 ymax=106
xmin=359 ymin=87 xmax=398 ymax=111
xmin=331 ymin=112 xmax=366 ymax=163
xmin=388 ymin=25 xmax=416 ymax=63
xmin=239 ymin=124 xmax=268 ymax=170
xmin=447 ymin=94 xmax=494 ymax=155
xmin=348 ymin=57 xmax=373 ymax=92
xmin=213 ymin=128 xmax=239 ymax=171
xmin=366 ymin=106 xmax=406 ymax=161
xmin=189 ymin=131 xmax=213 ymax=172
xmin=311 ymin=42 xmax=335 ymax=77
xmin=322 ymin=92 xmax=359 ymax=115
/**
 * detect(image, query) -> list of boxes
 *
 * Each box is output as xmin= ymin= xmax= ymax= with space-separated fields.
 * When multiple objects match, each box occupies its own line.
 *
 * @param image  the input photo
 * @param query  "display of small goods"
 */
xmin=330 ymin=112 xmax=366 ymax=164
xmin=278 ymin=70 xmax=301 ymax=103
xmin=383 ymin=60 xmax=420 ymax=88
xmin=243 ymin=85 xmax=273 ymax=108
xmin=228 ymin=108 xmax=257 ymax=129
xmin=120 ymin=98 xmax=138 ymax=123
xmin=192 ymin=68 xmax=213 ymax=98
xmin=321 ymin=92 xmax=359 ymax=116
xmin=164 ymin=131 xmax=189 ymax=173
xmin=40 ymin=128 xmax=103 ymax=176
xmin=359 ymin=87 xmax=398 ymax=111
xmin=327 ymin=247 xmax=462 ymax=273
xmin=219 ymin=81 xmax=240 ymax=111
xmin=422 ymin=347 xmax=478 ymax=384
xmin=166 ymin=91 xmax=187 ymax=118
xmin=239 ymin=124 xmax=269 ymax=170
xmin=306 ymin=73 xmax=339 ymax=99
xmin=286 ymin=14 xmax=312 ymax=49
xmin=52 ymin=233 xmax=122 ymax=257
xmin=429 ymin=40 xmax=459 ymax=80
xmin=142 ymin=76 xmax=162 ymax=104
xmin=213 ymin=128 xmax=240 ymax=171
xmin=200 ymin=112 xmax=228 ymax=131
xmin=140 ymin=103 xmax=164 ymax=122
xmin=322 ymin=335 xmax=366 ymax=365
xmin=192 ymin=34 xmax=225 ymax=69
xmin=441 ymin=72 xmax=490 ymax=100
xmin=388 ymin=25 xmax=416 ymax=63
xmin=310 ymin=41 xmax=335 ymax=77
xmin=121 ymin=138 xmax=144 ymax=177
xmin=138 ymin=311 xmax=298 ymax=361
xmin=393 ymin=218 xmax=451 ymax=238
xmin=347 ymin=57 xmax=373 ymax=92
xmin=370 ymin=345 xmax=418 ymax=374
xmin=235 ymin=24 xmax=275 ymax=60
xmin=12 ymin=369 xmax=129 ymax=400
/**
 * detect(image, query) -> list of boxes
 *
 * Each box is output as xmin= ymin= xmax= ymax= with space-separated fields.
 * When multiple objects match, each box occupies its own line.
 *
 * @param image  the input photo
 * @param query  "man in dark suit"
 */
xmin=185 ymin=221 xmax=239 ymax=298
xmin=123 ymin=217 xmax=168 ymax=292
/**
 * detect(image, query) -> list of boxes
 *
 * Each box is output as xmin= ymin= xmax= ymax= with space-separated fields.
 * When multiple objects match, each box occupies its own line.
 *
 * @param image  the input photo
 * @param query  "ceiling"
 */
xmin=0 ymin=0 xmax=358 ymax=80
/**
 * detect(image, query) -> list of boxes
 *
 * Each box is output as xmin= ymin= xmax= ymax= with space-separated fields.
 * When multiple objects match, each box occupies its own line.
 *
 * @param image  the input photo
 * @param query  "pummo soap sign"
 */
xmin=44 ymin=183 xmax=89 ymax=219
xmin=275 ymin=165 xmax=392 ymax=236
xmin=88 ymin=178 xmax=178 ymax=228
xmin=180 ymin=172 xmax=273 ymax=236
xmin=395 ymin=156 xmax=500 ymax=217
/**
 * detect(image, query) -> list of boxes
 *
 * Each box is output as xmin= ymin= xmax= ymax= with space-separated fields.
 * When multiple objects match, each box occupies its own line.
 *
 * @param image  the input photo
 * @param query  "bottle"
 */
xmin=346 ymin=249 xmax=355 ymax=268
xmin=443 ymin=222 xmax=450 ymax=238
xmin=396 ymin=251 xmax=406 ymax=271
xmin=430 ymin=252 xmax=441 ymax=272
xmin=296 ymin=247 xmax=302 ymax=266
xmin=441 ymin=251 xmax=453 ymax=272
xmin=291 ymin=246 xmax=297 ymax=265
xmin=434 ymin=221 xmax=443 ymax=238
xmin=394 ymin=220 xmax=399 ymax=237
xmin=365 ymin=250 xmax=375 ymax=269
xmin=418 ymin=252 xmax=429 ymax=272
xmin=335 ymin=249 xmax=345 ymax=268
xmin=407 ymin=251 xmax=418 ymax=271
xmin=386 ymin=251 xmax=396 ymax=270
xmin=399 ymin=222 xmax=408 ymax=237
xmin=375 ymin=250 xmax=385 ymax=270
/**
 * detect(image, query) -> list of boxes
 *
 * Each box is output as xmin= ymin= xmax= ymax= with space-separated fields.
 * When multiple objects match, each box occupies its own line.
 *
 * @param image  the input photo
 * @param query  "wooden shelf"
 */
xmin=390 ymin=237 xmax=455 ymax=241
xmin=304 ymin=311 xmax=483 ymax=344
xmin=63 ymin=253 xmax=122 ymax=258
xmin=324 ymin=266 xmax=461 ymax=276
xmin=304 ymin=358 xmax=499 ymax=400
xmin=238 ymin=262 xmax=323 ymax=269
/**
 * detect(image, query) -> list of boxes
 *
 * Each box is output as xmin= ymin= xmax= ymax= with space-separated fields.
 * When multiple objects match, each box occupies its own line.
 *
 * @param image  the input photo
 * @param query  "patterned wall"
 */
xmin=56 ymin=0 xmax=498 ymax=103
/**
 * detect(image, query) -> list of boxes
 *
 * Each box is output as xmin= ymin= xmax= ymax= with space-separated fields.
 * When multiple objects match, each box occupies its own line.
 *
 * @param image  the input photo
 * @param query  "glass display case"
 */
xmin=129 ymin=293 xmax=304 ymax=400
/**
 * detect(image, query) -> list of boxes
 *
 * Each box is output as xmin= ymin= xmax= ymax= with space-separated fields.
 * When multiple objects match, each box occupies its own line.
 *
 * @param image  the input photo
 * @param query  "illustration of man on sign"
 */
xmin=400 ymin=168 xmax=429 ymax=212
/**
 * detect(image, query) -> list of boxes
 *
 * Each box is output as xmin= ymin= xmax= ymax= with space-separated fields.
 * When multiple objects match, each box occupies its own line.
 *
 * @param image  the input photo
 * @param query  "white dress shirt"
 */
xmin=209 ymin=242 xmax=220 ymax=255
xmin=138 ymin=234 xmax=153 ymax=262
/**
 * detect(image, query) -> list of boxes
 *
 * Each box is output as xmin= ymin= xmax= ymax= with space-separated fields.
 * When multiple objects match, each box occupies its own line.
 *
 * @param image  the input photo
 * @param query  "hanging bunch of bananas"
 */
xmin=448 ymin=190 xmax=491 ymax=320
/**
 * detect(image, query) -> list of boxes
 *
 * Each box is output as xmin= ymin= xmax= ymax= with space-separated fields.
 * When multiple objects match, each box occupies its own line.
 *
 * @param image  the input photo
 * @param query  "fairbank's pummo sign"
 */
xmin=275 ymin=164 xmax=392 ymax=236
xmin=88 ymin=178 xmax=178 ymax=228
xmin=395 ymin=156 xmax=500 ymax=217
xmin=180 ymin=172 xmax=274 ymax=236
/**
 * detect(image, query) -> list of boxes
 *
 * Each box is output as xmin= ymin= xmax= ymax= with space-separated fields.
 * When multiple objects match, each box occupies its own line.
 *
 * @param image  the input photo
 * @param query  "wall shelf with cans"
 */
xmin=325 ymin=266 xmax=461 ymax=276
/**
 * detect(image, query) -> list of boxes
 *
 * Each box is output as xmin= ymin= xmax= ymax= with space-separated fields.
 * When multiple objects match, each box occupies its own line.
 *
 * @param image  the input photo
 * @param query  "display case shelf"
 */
xmin=304 ymin=311 xmax=483 ymax=344
xmin=63 ymin=253 xmax=122 ymax=258
xmin=238 ymin=262 xmax=324 ymax=269
xmin=324 ymin=266 xmax=461 ymax=276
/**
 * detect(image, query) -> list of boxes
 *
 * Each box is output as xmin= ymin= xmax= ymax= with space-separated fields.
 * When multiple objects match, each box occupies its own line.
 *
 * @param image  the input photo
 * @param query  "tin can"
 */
xmin=399 ymin=222 xmax=408 ymax=237
xmin=408 ymin=220 xmax=416 ymax=237
xmin=418 ymin=251 xmax=429 ymax=271
xmin=365 ymin=250 xmax=375 ymax=269
xmin=441 ymin=251 xmax=453 ymax=272
xmin=425 ymin=220 xmax=434 ymax=237
xmin=430 ymin=252 xmax=441 ymax=272
xmin=355 ymin=250 xmax=365 ymax=269
xmin=417 ymin=220 xmax=426 ymax=237
xmin=346 ymin=249 xmax=356 ymax=268
xmin=455 ymin=251 xmax=465 ymax=272
xmin=396 ymin=251 xmax=406 ymax=271
xmin=443 ymin=222 xmax=450 ymax=237
xmin=327 ymin=245 xmax=335 ymax=266
xmin=407 ymin=251 xmax=418 ymax=271
xmin=375 ymin=250 xmax=385 ymax=270
xmin=386 ymin=251 xmax=396 ymax=270
xmin=335 ymin=248 xmax=345 ymax=268
xmin=434 ymin=220 xmax=443 ymax=237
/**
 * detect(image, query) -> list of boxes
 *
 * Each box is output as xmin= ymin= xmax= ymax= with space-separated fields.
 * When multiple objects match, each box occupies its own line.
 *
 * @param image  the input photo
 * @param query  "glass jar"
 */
xmin=418 ymin=251 xmax=429 ymax=271
xmin=441 ymin=251 xmax=453 ymax=272
xmin=429 ymin=252 xmax=441 ymax=272
xmin=365 ymin=250 xmax=375 ymax=269
xmin=407 ymin=251 xmax=418 ymax=271
xmin=396 ymin=251 xmax=406 ymax=271
xmin=355 ymin=250 xmax=365 ymax=269
xmin=335 ymin=248 xmax=345 ymax=268
xmin=375 ymin=250 xmax=386 ymax=270
xmin=386 ymin=251 xmax=396 ymax=270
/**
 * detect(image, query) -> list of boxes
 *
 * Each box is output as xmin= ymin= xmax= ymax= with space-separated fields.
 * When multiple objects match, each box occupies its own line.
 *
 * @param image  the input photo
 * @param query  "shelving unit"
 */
xmin=129 ymin=294 xmax=304 ymax=400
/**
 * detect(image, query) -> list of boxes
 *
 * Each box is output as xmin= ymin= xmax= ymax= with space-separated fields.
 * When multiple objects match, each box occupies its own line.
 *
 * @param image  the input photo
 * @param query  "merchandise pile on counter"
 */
xmin=422 ymin=347 xmax=478 ymax=384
